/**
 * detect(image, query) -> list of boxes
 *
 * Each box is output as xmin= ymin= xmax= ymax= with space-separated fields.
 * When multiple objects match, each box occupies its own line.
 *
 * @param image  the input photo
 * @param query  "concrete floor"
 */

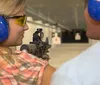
xmin=49 ymin=43 xmax=92 ymax=68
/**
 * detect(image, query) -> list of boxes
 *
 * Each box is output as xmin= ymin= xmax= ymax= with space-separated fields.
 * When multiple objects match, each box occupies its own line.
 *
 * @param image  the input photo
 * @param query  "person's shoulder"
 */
xmin=51 ymin=42 xmax=100 ymax=85
xmin=41 ymin=65 xmax=56 ymax=85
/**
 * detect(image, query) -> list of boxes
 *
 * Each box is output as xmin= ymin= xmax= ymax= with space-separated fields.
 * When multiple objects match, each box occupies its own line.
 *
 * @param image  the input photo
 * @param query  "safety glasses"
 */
xmin=5 ymin=15 xmax=27 ymax=27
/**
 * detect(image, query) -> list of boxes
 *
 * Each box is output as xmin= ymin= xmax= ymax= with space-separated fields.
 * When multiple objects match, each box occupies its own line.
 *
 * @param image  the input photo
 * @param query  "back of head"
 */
xmin=0 ymin=0 xmax=25 ymax=16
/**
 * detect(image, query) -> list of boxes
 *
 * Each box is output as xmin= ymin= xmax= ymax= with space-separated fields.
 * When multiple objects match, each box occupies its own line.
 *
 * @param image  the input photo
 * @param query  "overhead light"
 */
xmin=44 ymin=23 xmax=50 ymax=26
xmin=27 ymin=17 xmax=33 ymax=21
xmin=35 ymin=20 xmax=43 ymax=24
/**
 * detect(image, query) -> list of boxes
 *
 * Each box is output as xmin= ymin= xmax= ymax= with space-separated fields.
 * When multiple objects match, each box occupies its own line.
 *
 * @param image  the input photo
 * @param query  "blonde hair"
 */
xmin=0 ymin=0 xmax=26 ymax=63
xmin=0 ymin=0 xmax=25 ymax=16
xmin=84 ymin=0 xmax=88 ymax=8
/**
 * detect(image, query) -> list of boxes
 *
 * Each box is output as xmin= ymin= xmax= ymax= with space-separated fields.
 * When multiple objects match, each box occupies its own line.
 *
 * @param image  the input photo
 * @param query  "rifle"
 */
xmin=20 ymin=28 xmax=51 ymax=61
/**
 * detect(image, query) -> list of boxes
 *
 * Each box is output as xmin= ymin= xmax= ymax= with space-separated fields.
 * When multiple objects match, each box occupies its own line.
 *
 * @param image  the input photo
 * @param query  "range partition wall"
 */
xmin=61 ymin=29 xmax=88 ymax=43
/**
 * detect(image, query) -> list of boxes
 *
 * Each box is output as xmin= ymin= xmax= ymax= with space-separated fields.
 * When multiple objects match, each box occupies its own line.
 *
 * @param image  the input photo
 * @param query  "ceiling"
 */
xmin=26 ymin=0 xmax=86 ymax=30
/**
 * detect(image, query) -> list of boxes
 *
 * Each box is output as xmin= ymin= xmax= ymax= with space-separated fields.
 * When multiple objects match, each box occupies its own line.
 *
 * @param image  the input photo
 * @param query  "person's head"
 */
xmin=37 ymin=28 xmax=42 ymax=32
xmin=84 ymin=0 xmax=100 ymax=40
xmin=0 ymin=0 xmax=28 ymax=47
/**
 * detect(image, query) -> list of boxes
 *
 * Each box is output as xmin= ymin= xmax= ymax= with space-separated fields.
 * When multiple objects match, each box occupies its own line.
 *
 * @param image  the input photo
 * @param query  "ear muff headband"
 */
xmin=88 ymin=0 xmax=100 ymax=21
xmin=0 ymin=16 xmax=9 ymax=42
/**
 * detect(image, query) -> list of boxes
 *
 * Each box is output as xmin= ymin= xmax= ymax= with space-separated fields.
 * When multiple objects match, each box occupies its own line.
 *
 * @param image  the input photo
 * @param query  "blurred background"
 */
xmin=16 ymin=0 xmax=99 ymax=68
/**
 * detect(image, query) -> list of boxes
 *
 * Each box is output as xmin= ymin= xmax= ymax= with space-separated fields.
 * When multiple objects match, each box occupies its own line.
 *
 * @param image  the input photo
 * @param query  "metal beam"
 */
xmin=26 ymin=5 xmax=71 ymax=31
